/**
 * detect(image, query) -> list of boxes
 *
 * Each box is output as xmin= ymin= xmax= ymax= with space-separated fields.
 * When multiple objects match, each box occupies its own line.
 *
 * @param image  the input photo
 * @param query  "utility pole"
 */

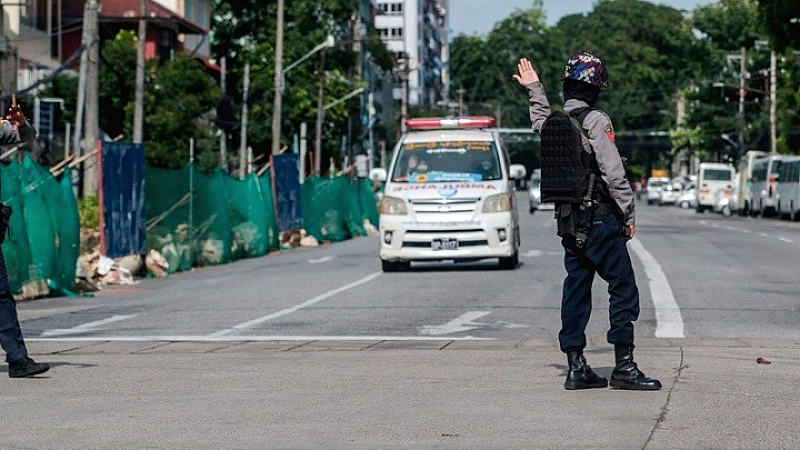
xmin=769 ymin=50 xmax=777 ymax=155
xmin=133 ymin=0 xmax=146 ymax=143
xmin=457 ymin=87 xmax=465 ymax=117
xmin=367 ymin=92 xmax=374 ymax=171
xmin=219 ymin=56 xmax=227 ymax=170
xmin=270 ymin=0 xmax=284 ymax=156
xmin=83 ymin=0 xmax=100 ymax=196
xmin=737 ymin=46 xmax=746 ymax=161
xmin=239 ymin=63 xmax=250 ymax=179
xmin=72 ymin=1 xmax=90 ymax=165
xmin=314 ymin=50 xmax=326 ymax=176
xmin=400 ymin=58 xmax=409 ymax=133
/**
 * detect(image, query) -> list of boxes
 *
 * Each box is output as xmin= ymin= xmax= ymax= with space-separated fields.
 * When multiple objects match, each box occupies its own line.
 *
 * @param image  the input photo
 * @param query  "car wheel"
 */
xmin=529 ymin=206 xmax=536 ymax=214
xmin=499 ymin=252 xmax=518 ymax=270
xmin=382 ymin=259 xmax=405 ymax=272
xmin=721 ymin=205 xmax=732 ymax=217
xmin=679 ymin=201 xmax=689 ymax=209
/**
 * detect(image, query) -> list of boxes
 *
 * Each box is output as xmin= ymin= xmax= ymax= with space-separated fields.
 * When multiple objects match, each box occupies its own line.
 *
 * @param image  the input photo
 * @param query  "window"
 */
xmin=392 ymin=141 xmax=501 ymax=182
xmin=21 ymin=0 xmax=48 ymax=32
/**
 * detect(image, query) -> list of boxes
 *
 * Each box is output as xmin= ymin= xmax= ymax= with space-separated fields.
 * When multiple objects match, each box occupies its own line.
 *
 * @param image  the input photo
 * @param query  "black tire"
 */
xmin=499 ymin=252 xmax=519 ymax=270
xmin=381 ymin=259 xmax=396 ymax=272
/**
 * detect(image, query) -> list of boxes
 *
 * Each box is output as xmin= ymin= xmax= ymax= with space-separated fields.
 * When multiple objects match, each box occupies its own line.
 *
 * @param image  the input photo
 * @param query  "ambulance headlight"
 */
xmin=379 ymin=196 xmax=408 ymax=215
xmin=482 ymin=193 xmax=512 ymax=212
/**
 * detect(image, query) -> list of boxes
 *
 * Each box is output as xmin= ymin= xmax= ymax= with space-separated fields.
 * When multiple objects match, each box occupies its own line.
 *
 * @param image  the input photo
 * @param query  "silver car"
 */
xmin=528 ymin=169 xmax=554 ymax=214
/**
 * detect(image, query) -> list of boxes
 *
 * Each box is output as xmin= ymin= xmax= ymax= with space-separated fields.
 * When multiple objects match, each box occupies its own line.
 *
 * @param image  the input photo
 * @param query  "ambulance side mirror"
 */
xmin=369 ymin=168 xmax=387 ymax=182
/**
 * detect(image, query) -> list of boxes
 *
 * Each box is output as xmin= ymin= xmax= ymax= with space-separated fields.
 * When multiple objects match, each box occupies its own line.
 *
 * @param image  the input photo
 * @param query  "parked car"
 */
xmin=528 ymin=168 xmax=554 ymax=214
xmin=658 ymin=182 xmax=681 ymax=206
xmin=677 ymin=184 xmax=697 ymax=209
xmin=646 ymin=177 xmax=669 ymax=205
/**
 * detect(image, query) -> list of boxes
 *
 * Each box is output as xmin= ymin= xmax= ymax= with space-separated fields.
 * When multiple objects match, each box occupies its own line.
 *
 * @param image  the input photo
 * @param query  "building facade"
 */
xmin=373 ymin=0 xmax=448 ymax=110
xmin=0 ymin=0 xmax=210 ymax=103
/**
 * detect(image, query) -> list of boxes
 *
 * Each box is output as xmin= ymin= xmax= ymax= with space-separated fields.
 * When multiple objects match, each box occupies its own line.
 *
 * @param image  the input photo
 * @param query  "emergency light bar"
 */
xmin=405 ymin=116 xmax=497 ymax=130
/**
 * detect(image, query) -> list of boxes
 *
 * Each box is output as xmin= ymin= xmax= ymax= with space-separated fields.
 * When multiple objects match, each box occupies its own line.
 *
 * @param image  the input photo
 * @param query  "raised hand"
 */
xmin=512 ymin=58 xmax=540 ymax=86
xmin=6 ymin=104 xmax=27 ymax=129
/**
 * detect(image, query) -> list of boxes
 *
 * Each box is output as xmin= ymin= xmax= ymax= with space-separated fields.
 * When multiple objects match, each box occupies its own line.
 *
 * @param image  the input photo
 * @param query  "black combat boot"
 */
xmin=609 ymin=345 xmax=662 ymax=390
xmin=564 ymin=350 xmax=608 ymax=390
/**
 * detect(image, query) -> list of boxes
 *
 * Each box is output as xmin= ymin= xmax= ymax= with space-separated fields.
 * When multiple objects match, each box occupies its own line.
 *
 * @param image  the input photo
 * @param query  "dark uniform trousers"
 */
xmin=0 ymin=248 xmax=28 ymax=363
xmin=559 ymin=212 xmax=639 ymax=352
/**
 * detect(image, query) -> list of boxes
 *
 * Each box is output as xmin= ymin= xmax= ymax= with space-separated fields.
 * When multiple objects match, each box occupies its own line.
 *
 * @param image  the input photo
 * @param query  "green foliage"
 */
xmin=212 ymin=0 xmax=375 ymax=172
xmin=99 ymin=31 xmax=138 ymax=140
xmin=133 ymin=54 xmax=221 ymax=169
xmin=78 ymin=195 xmax=99 ymax=229
xmin=693 ymin=0 xmax=763 ymax=51
xmin=757 ymin=0 xmax=799 ymax=52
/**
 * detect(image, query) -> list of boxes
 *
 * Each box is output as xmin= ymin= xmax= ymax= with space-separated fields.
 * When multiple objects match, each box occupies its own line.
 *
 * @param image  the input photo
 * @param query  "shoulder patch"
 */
xmin=604 ymin=124 xmax=615 ymax=143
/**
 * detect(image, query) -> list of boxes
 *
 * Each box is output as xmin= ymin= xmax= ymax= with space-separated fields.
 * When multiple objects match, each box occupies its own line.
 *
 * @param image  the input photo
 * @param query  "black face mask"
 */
xmin=563 ymin=79 xmax=601 ymax=108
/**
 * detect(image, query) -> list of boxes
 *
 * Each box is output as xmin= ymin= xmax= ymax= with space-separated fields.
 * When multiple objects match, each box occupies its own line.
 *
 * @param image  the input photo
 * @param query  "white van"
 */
xmin=369 ymin=117 xmax=526 ymax=271
xmin=696 ymin=162 xmax=735 ymax=214
xmin=776 ymin=156 xmax=800 ymax=220
xmin=750 ymin=155 xmax=784 ymax=216
xmin=735 ymin=150 xmax=767 ymax=214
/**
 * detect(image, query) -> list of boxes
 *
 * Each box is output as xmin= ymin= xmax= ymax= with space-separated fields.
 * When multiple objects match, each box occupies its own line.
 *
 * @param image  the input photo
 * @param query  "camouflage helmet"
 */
xmin=561 ymin=51 xmax=609 ymax=88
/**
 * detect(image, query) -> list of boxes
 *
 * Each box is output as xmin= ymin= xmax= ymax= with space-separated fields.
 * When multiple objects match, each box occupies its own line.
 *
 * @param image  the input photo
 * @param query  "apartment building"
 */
xmin=0 ymin=0 xmax=210 ymax=103
xmin=373 ymin=0 xmax=449 ymax=110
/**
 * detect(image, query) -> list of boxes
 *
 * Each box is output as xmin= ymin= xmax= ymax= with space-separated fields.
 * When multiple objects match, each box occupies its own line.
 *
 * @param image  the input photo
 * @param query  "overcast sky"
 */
xmin=447 ymin=0 xmax=715 ymax=37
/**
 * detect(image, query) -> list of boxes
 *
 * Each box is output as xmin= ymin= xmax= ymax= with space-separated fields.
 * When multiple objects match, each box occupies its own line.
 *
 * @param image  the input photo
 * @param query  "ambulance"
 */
xmin=369 ymin=117 xmax=527 ymax=271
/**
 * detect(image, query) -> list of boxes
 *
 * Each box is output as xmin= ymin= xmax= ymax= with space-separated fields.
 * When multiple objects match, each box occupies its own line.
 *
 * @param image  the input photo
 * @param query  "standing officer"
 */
xmin=0 ymin=102 xmax=50 ymax=378
xmin=513 ymin=52 xmax=660 ymax=390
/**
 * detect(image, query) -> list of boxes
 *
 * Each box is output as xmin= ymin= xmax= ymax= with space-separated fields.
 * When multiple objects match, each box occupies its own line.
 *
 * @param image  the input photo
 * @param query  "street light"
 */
xmin=280 ymin=35 xmax=334 ymax=91
xmin=271 ymin=34 xmax=335 ymax=156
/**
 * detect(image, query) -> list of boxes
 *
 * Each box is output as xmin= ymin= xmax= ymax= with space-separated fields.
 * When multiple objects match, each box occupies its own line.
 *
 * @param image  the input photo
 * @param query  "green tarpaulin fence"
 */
xmin=0 ymin=155 xmax=379 ymax=294
xmin=0 ymin=156 xmax=79 ymax=294
xmin=144 ymin=165 xmax=378 ymax=274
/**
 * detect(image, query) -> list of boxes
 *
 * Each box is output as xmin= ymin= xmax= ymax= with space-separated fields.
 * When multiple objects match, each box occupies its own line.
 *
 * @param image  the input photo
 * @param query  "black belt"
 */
xmin=562 ymin=202 xmax=617 ymax=215
xmin=592 ymin=202 xmax=616 ymax=215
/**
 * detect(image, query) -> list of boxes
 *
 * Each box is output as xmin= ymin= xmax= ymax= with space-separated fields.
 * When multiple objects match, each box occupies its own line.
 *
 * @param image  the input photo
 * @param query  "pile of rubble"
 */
xmin=75 ymin=224 xmax=334 ymax=291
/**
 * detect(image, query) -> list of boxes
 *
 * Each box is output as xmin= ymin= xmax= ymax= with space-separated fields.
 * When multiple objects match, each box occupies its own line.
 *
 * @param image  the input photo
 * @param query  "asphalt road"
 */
xmin=5 ymin=193 xmax=800 ymax=449
xmin=18 ymin=194 xmax=800 ymax=342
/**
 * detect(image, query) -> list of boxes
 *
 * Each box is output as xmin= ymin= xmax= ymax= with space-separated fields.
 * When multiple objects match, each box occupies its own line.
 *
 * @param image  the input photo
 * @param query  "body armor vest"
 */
xmin=540 ymin=108 xmax=612 ymax=205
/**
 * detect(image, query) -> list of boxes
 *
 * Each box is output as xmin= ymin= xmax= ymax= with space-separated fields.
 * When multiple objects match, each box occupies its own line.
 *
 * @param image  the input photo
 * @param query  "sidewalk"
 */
xmin=2 ymin=338 xmax=798 ymax=449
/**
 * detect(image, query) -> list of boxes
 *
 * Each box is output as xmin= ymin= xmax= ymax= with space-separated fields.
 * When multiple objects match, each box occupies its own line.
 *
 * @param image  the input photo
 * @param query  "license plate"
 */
xmin=432 ymin=238 xmax=458 ymax=250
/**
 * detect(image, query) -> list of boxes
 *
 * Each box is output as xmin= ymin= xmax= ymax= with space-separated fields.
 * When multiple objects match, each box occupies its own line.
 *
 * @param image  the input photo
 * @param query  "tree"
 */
xmin=211 ymin=0 xmax=375 ymax=174
xmin=99 ymin=31 xmax=138 ymax=140
xmin=684 ymin=0 xmax=773 ymax=162
xmin=131 ymin=54 xmax=220 ymax=169
xmin=756 ymin=0 xmax=799 ymax=52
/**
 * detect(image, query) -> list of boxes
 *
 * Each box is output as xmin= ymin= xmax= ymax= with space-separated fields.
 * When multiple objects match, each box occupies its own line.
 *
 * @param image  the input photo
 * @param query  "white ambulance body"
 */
xmin=370 ymin=117 xmax=526 ymax=271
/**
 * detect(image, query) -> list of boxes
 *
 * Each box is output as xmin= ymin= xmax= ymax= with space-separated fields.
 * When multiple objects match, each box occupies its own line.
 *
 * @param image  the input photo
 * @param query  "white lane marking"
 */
xmin=29 ymin=335 xmax=492 ymax=342
xmin=629 ymin=240 xmax=685 ymax=338
xmin=309 ymin=256 xmax=334 ymax=264
xmin=523 ymin=250 xmax=542 ymax=258
xmin=210 ymin=272 xmax=382 ymax=337
xmin=779 ymin=237 xmax=794 ymax=243
xmin=759 ymin=232 xmax=769 ymax=237
xmin=740 ymin=229 xmax=752 ymax=234
xmin=419 ymin=311 xmax=492 ymax=336
xmin=41 ymin=314 xmax=137 ymax=337
xmin=724 ymin=226 xmax=736 ymax=231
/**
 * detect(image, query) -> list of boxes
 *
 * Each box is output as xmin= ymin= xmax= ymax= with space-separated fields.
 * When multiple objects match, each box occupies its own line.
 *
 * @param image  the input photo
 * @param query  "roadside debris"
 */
xmin=756 ymin=357 xmax=772 ymax=365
